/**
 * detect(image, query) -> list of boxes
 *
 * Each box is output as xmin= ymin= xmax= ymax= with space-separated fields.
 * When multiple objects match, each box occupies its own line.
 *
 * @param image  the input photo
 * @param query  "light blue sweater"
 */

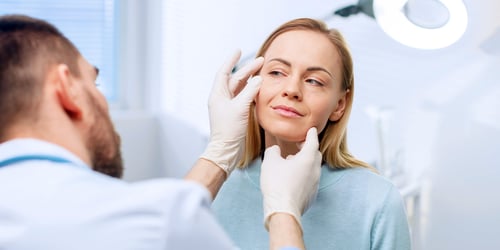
xmin=212 ymin=159 xmax=411 ymax=250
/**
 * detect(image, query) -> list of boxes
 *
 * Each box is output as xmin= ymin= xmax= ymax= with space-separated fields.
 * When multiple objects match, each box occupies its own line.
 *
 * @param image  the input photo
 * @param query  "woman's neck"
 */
xmin=264 ymin=133 xmax=300 ymax=158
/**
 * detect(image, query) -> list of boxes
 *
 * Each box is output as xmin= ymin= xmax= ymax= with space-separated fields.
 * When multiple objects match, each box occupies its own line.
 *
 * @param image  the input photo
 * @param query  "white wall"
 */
xmin=111 ymin=111 xmax=163 ymax=181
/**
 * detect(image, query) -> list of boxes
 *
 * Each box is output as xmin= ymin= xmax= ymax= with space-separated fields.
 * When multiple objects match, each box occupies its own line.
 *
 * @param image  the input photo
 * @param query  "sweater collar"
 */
xmin=242 ymin=157 xmax=348 ymax=190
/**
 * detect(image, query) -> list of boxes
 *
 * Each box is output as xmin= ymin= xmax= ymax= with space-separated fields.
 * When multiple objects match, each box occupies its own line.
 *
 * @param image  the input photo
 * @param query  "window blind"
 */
xmin=0 ymin=0 xmax=118 ymax=101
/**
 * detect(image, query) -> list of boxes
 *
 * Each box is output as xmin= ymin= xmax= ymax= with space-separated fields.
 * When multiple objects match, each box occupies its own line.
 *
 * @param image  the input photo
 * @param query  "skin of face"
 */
xmin=256 ymin=30 xmax=347 ymax=157
xmin=77 ymin=57 xmax=124 ymax=178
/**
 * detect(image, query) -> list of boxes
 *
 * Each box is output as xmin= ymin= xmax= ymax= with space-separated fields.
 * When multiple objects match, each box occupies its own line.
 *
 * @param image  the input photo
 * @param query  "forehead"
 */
xmin=265 ymin=30 xmax=341 ymax=71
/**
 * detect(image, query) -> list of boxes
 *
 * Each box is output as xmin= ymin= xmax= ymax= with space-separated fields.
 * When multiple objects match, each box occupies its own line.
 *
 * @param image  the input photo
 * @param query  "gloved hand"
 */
xmin=260 ymin=127 xmax=322 ymax=231
xmin=200 ymin=50 xmax=264 ymax=176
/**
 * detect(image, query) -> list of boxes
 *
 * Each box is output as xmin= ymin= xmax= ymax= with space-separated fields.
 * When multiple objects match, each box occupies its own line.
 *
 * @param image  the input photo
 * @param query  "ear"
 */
xmin=329 ymin=89 xmax=349 ymax=122
xmin=54 ymin=64 xmax=83 ymax=120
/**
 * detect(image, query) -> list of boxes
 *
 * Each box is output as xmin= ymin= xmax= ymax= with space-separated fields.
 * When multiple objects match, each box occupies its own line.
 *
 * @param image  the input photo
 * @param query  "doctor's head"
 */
xmin=0 ymin=14 xmax=123 ymax=177
xmin=241 ymin=18 xmax=369 ymax=170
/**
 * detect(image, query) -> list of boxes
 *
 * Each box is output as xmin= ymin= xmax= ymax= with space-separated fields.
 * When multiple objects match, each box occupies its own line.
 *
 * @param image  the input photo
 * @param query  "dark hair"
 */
xmin=0 ymin=15 xmax=81 ymax=140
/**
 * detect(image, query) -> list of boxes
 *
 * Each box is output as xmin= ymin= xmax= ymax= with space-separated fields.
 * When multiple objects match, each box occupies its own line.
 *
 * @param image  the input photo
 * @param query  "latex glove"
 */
xmin=200 ymin=50 xmax=264 ymax=176
xmin=260 ymin=127 xmax=322 ymax=231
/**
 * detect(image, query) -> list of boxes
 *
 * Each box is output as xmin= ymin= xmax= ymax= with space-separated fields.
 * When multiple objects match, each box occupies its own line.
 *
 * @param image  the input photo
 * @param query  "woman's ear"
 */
xmin=54 ymin=64 xmax=83 ymax=120
xmin=329 ymin=89 xmax=349 ymax=122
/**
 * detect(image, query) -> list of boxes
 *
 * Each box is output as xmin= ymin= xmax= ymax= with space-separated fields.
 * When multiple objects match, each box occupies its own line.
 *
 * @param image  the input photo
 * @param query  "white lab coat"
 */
xmin=0 ymin=139 xmax=237 ymax=250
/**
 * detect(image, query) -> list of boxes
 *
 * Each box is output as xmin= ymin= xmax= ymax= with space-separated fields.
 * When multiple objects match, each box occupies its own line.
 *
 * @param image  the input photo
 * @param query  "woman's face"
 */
xmin=256 ymin=30 xmax=347 ymax=142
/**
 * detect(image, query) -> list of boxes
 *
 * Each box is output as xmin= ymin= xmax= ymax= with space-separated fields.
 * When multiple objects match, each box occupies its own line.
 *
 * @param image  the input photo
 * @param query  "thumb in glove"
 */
xmin=260 ymin=127 xmax=322 ymax=231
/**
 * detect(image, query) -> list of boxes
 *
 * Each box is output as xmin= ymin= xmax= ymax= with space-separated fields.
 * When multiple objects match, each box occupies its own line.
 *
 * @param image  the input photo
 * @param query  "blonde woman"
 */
xmin=212 ymin=18 xmax=411 ymax=249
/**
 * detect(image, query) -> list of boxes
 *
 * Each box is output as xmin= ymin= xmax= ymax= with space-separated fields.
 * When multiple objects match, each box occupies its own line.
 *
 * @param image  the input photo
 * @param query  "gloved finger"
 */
xmin=233 ymin=76 xmax=262 ymax=105
xmin=297 ymin=127 xmax=320 ymax=156
xmin=211 ymin=50 xmax=242 ymax=99
xmin=263 ymin=145 xmax=282 ymax=160
xmin=228 ymin=57 xmax=264 ymax=96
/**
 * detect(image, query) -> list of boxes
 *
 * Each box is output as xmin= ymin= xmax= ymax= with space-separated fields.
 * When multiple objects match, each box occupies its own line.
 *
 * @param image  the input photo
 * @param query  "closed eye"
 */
xmin=306 ymin=78 xmax=324 ymax=86
xmin=269 ymin=70 xmax=285 ymax=77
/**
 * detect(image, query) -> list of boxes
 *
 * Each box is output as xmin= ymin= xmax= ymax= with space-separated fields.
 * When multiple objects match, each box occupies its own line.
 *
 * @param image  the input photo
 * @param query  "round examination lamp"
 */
xmin=372 ymin=0 xmax=468 ymax=49
xmin=333 ymin=0 xmax=469 ymax=49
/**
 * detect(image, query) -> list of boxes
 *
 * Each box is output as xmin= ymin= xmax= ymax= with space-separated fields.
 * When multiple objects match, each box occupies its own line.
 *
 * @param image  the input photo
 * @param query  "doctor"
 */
xmin=0 ymin=15 xmax=321 ymax=250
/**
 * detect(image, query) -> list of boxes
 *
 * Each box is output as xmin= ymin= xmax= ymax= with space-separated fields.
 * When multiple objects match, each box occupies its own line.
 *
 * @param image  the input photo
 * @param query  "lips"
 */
xmin=272 ymin=105 xmax=303 ymax=117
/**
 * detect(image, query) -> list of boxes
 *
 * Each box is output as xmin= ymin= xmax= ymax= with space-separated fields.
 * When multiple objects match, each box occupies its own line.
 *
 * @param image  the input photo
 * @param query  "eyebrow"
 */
xmin=268 ymin=58 xmax=334 ymax=78
xmin=94 ymin=66 xmax=100 ymax=77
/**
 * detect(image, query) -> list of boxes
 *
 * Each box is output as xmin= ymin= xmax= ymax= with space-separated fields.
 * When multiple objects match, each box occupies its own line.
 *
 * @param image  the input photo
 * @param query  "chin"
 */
xmin=264 ymin=126 xmax=306 ymax=142
xmin=259 ymin=116 xmax=309 ymax=139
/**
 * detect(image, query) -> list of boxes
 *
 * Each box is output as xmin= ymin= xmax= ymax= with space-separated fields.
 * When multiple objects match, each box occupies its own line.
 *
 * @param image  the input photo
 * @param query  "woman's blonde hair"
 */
xmin=239 ymin=18 xmax=374 ymax=171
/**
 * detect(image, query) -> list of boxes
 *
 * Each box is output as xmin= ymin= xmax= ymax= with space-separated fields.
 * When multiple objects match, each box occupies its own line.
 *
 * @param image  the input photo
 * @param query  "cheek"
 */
xmin=309 ymin=99 xmax=337 ymax=132
xmin=255 ymin=85 xmax=276 ymax=127
xmin=313 ymin=115 xmax=330 ymax=133
xmin=255 ymin=93 xmax=267 ymax=124
xmin=255 ymin=79 xmax=277 ymax=108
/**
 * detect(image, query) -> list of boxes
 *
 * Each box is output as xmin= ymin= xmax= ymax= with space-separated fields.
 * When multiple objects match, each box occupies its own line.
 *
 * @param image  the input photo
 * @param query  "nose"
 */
xmin=281 ymin=77 xmax=302 ymax=101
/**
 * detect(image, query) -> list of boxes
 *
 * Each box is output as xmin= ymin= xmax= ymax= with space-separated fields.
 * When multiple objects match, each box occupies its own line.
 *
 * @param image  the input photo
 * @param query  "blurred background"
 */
xmin=2 ymin=0 xmax=499 ymax=249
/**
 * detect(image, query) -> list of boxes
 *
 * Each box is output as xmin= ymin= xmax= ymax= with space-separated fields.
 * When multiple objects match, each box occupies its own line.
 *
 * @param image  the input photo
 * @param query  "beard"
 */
xmin=85 ymin=92 xmax=124 ymax=178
